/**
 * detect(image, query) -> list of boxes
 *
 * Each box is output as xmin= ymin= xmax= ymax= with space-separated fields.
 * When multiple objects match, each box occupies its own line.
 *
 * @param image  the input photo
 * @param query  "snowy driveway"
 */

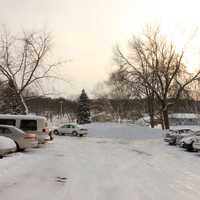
xmin=1 ymin=124 xmax=200 ymax=200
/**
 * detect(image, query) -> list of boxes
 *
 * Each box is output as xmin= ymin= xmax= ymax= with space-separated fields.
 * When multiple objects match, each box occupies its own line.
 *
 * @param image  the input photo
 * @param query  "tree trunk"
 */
xmin=149 ymin=114 xmax=154 ymax=128
xmin=147 ymin=93 xmax=155 ymax=128
xmin=160 ymin=113 xmax=164 ymax=130
xmin=20 ymin=94 xmax=29 ymax=114
xmin=162 ymin=109 xmax=169 ymax=129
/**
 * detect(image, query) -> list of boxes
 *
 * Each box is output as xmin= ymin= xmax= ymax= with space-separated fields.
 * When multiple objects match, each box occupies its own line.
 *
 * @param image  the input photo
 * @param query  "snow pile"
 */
xmin=82 ymin=122 xmax=163 ymax=140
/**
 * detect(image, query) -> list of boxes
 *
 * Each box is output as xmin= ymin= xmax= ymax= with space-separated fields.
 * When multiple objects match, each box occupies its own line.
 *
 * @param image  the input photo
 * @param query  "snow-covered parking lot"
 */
xmin=1 ymin=123 xmax=200 ymax=200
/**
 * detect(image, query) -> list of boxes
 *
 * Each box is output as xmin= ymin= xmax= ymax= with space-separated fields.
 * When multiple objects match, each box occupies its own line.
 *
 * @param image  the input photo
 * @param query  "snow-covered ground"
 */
xmin=83 ymin=122 xmax=164 ymax=140
xmin=1 ymin=123 xmax=200 ymax=200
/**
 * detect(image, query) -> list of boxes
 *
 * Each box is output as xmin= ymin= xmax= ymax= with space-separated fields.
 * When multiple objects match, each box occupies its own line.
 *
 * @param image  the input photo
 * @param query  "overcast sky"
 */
xmin=1 ymin=0 xmax=200 ymax=97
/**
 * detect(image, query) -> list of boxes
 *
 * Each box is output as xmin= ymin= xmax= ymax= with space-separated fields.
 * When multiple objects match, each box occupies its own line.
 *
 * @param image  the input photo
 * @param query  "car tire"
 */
xmin=187 ymin=142 xmax=194 ymax=152
xmin=72 ymin=131 xmax=78 ymax=136
xmin=54 ymin=130 xmax=59 ymax=135
xmin=49 ymin=131 xmax=54 ymax=140
xmin=15 ymin=142 xmax=24 ymax=152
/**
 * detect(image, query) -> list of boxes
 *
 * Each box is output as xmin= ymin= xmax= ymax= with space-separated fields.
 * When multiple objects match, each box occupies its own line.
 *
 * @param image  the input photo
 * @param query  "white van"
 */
xmin=0 ymin=114 xmax=49 ymax=144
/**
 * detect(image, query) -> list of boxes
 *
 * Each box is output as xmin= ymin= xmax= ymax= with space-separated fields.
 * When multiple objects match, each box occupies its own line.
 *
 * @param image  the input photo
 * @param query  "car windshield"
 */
xmin=195 ymin=131 xmax=200 ymax=136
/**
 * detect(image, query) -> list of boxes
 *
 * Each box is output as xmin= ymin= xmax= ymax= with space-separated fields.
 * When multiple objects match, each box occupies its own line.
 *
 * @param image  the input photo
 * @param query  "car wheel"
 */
xmin=54 ymin=130 xmax=59 ymax=135
xmin=187 ymin=142 xmax=194 ymax=152
xmin=72 ymin=131 xmax=78 ymax=136
xmin=49 ymin=131 xmax=54 ymax=140
xmin=15 ymin=142 xmax=21 ymax=152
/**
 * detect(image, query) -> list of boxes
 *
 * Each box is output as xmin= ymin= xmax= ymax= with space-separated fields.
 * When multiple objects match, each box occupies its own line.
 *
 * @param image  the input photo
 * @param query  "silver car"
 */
xmin=54 ymin=123 xmax=88 ymax=137
xmin=0 ymin=125 xmax=38 ymax=151
xmin=0 ymin=136 xmax=16 ymax=157
xmin=192 ymin=135 xmax=200 ymax=151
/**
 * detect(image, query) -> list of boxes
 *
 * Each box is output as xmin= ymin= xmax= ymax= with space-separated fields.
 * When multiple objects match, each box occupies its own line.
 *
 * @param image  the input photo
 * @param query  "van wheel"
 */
xmin=54 ymin=130 xmax=59 ymax=135
xmin=72 ymin=131 xmax=78 ymax=136
xmin=79 ymin=134 xmax=83 ymax=137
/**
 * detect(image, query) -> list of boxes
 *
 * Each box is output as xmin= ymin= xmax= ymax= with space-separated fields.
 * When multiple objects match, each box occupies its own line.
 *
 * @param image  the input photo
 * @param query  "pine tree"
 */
xmin=77 ymin=89 xmax=91 ymax=124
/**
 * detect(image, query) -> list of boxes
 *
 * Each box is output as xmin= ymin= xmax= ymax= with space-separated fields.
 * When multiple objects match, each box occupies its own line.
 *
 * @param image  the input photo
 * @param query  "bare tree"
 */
xmin=0 ymin=29 xmax=56 ymax=114
xmin=109 ymin=65 xmax=157 ymax=127
xmin=114 ymin=26 xmax=200 ymax=129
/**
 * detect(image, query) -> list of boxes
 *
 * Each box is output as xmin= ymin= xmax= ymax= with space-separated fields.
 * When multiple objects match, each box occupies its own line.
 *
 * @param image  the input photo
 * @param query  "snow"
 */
xmin=1 ymin=123 xmax=200 ymax=199
xmin=83 ymin=122 xmax=163 ymax=140
xmin=170 ymin=125 xmax=200 ymax=131
xmin=135 ymin=113 xmax=200 ymax=126
xmin=169 ymin=113 xmax=200 ymax=119
xmin=0 ymin=114 xmax=46 ymax=120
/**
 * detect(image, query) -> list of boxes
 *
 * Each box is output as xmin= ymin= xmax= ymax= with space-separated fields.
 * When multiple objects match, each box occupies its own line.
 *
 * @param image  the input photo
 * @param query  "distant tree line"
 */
xmin=26 ymin=97 xmax=78 ymax=116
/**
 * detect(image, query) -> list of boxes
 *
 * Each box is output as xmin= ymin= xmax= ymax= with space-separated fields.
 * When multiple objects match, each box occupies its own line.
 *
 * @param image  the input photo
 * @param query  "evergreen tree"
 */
xmin=77 ymin=89 xmax=91 ymax=124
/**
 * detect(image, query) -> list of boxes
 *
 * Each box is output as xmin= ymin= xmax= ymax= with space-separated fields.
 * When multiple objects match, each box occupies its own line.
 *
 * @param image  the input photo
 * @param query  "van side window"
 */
xmin=20 ymin=120 xmax=37 ymax=131
xmin=0 ymin=119 xmax=16 ymax=126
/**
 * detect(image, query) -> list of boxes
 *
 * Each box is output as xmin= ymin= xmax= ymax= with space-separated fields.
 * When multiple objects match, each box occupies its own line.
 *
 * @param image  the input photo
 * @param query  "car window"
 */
xmin=0 ymin=119 xmax=16 ymax=126
xmin=71 ymin=125 xmax=75 ymax=128
xmin=4 ymin=128 xmax=12 ymax=134
xmin=0 ymin=127 xmax=12 ymax=134
xmin=20 ymin=120 xmax=37 ymax=131
xmin=66 ymin=125 xmax=71 ymax=128
xmin=0 ymin=127 xmax=4 ymax=133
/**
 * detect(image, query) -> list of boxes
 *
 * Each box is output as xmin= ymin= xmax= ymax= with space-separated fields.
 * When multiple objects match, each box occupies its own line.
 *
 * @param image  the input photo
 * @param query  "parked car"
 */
xmin=0 ymin=125 xmax=38 ymax=151
xmin=178 ymin=131 xmax=200 ymax=151
xmin=0 ymin=114 xmax=50 ymax=144
xmin=164 ymin=129 xmax=178 ymax=144
xmin=193 ymin=136 xmax=200 ymax=151
xmin=176 ymin=129 xmax=194 ymax=145
xmin=0 ymin=136 xmax=16 ymax=157
xmin=54 ymin=123 xmax=88 ymax=137
xmin=164 ymin=129 xmax=193 ymax=145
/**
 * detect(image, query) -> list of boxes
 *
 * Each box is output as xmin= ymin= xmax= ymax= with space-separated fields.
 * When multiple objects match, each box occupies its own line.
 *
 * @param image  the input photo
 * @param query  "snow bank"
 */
xmin=82 ymin=122 xmax=163 ymax=140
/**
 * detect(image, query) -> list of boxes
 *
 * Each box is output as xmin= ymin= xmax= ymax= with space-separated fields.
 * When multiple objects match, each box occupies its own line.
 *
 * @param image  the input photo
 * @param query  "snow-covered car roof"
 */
xmin=0 ymin=114 xmax=46 ymax=120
